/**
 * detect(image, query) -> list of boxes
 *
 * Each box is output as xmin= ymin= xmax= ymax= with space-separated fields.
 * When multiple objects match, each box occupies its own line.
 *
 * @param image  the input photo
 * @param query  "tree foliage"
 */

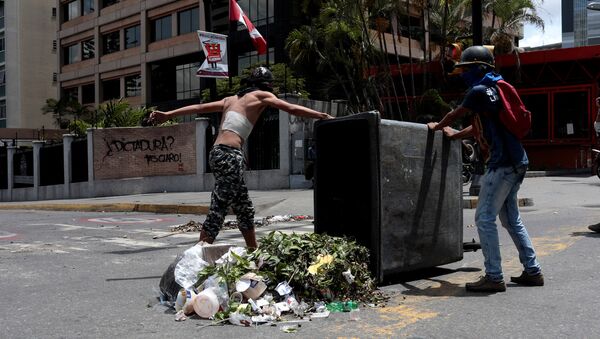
xmin=283 ymin=0 xmax=544 ymax=119
xmin=285 ymin=0 xmax=386 ymax=114
xmin=42 ymin=97 xmax=153 ymax=137
xmin=200 ymin=63 xmax=309 ymax=101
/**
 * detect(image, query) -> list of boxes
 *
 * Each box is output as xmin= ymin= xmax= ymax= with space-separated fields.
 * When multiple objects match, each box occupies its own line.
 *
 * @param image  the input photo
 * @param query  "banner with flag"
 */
xmin=230 ymin=0 xmax=267 ymax=55
xmin=196 ymin=31 xmax=229 ymax=78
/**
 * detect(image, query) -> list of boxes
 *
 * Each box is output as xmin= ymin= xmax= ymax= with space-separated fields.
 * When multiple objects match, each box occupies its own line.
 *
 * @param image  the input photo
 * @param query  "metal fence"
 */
xmin=71 ymin=139 xmax=88 ymax=183
xmin=13 ymin=148 xmax=33 ymax=188
xmin=40 ymin=144 xmax=64 ymax=186
xmin=0 ymin=147 xmax=6 ymax=189
xmin=247 ymin=108 xmax=280 ymax=170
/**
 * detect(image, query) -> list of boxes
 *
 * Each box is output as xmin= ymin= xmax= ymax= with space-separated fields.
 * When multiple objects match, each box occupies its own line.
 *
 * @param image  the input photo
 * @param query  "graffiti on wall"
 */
xmin=93 ymin=124 xmax=196 ymax=180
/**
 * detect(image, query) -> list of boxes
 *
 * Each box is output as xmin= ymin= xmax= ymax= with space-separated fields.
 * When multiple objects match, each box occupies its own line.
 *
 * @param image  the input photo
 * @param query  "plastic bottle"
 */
xmin=326 ymin=301 xmax=345 ymax=312
xmin=175 ymin=288 xmax=196 ymax=312
xmin=193 ymin=288 xmax=220 ymax=318
xmin=345 ymin=301 xmax=359 ymax=311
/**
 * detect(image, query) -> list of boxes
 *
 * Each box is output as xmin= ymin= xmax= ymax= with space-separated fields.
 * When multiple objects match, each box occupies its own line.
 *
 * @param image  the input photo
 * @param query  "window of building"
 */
xmin=82 ymin=39 xmax=95 ymax=60
xmin=102 ymin=31 xmax=120 ymax=55
xmin=83 ymin=0 xmax=95 ymax=15
xmin=151 ymin=15 xmax=172 ymax=42
xmin=236 ymin=0 xmax=273 ymax=28
xmin=82 ymin=84 xmax=95 ymax=104
xmin=175 ymin=63 xmax=201 ymax=99
xmin=0 ymin=65 xmax=4 ymax=97
xmin=63 ymin=44 xmax=80 ymax=65
xmin=102 ymin=0 xmax=119 ymax=8
xmin=521 ymin=93 xmax=548 ymax=140
xmin=102 ymin=78 xmax=121 ymax=101
xmin=0 ymin=3 xmax=4 ymax=29
xmin=0 ymin=32 xmax=4 ymax=63
xmin=553 ymin=90 xmax=589 ymax=139
xmin=125 ymin=25 xmax=140 ymax=49
xmin=125 ymin=74 xmax=142 ymax=97
xmin=64 ymin=0 xmax=80 ymax=21
xmin=0 ymin=100 xmax=6 ymax=124
xmin=178 ymin=7 xmax=199 ymax=35
xmin=0 ymin=98 xmax=4 ymax=127
xmin=237 ymin=47 xmax=274 ymax=75
xmin=63 ymin=87 xmax=79 ymax=102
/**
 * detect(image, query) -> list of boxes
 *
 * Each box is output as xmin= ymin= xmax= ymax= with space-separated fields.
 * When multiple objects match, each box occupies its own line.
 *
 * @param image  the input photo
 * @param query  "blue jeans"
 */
xmin=475 ymin=165 xmax=541 ymax=281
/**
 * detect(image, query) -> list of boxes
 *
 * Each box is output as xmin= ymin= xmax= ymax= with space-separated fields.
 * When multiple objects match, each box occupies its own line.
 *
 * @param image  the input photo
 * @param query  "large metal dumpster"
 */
xmin=313 ymin=112 xmax=463 ymax=283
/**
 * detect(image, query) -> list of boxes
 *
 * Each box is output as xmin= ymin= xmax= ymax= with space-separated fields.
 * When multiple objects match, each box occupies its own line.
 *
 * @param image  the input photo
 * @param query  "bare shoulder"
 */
xmin=253 ymin=90 xmax=277 ymax=100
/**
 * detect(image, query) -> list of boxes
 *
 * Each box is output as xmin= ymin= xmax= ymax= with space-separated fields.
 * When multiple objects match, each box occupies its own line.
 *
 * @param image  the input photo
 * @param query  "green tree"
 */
xmin=42 ymin=98 xmax=73 ymax=129
xmin=201 ymin=63 xmax=309 ymax=101
xmin=286 ymin=0 xmax=386 ymax=114
xmin=484 ymin=0 xmax=544 ymax=54
xmin=95 ymin=98 xmax=150 ymax=128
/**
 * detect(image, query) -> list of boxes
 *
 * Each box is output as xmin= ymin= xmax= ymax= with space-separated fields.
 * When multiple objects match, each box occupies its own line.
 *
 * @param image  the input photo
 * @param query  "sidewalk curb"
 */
xmin=0 ymin=203 xmax=211 ymax=215
xmin=0 ymin=198 xmax=534 ymax=213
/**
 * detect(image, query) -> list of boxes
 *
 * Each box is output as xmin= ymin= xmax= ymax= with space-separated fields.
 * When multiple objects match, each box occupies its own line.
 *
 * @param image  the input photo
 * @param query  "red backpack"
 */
xmin=496 ymin=80 xmax=532 ymax=139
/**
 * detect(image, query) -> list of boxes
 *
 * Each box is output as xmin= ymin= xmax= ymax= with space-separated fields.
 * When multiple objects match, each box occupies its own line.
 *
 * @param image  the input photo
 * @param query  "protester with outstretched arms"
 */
xmin=150 ymin=67 xmax=333 ymax=248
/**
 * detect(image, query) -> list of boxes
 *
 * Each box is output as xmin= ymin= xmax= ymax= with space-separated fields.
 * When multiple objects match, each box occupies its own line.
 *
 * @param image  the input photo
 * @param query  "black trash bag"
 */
xmin=158 ymin=243 xmax=236 ymax=303
xmin=158 ymin=254 xmax=184 ymax=302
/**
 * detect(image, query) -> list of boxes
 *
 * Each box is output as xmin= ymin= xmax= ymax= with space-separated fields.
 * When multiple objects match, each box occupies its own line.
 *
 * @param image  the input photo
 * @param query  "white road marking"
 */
xmin=86 ymin=217 xmax=166 ymax=224
xmin=103 ymin=238 xmax=167 ymax=247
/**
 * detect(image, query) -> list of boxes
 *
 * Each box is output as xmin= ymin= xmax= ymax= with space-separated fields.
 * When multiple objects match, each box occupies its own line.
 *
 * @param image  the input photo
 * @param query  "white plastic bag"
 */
xmin=174 ymin=244 xmax=210 ymax=289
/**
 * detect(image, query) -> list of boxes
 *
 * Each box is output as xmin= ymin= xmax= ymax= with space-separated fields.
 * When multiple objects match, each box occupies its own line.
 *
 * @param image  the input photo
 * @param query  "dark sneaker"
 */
xmin=588 ymin=223 xmax=600 ymax=233
xmin=510 ymin=271 xmax=544 ymax=286
xmin=465 ymin=275 xmax=506 ymax=292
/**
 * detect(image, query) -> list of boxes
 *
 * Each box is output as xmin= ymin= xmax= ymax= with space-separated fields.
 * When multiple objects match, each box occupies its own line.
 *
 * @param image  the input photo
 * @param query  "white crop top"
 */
xmin=221 ymin=111 xmax=254 ymax=141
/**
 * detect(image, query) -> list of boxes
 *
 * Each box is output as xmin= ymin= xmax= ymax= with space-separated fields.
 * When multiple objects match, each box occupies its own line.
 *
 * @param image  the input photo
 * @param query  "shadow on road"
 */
xmin=106 ymin=275 xmax=162 ymax=281
xmin=570 ymin=230 xmax=600 ymax=238
xmin=380 ymin=266 xmax=501 ymax=298
xmin=105 ymin=245 xmax=179 ymax=255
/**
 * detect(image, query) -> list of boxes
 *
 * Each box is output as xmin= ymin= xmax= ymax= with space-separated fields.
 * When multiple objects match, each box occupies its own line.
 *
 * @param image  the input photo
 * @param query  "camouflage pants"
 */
xmin=202 ymin=144 xmax=255 ymax=240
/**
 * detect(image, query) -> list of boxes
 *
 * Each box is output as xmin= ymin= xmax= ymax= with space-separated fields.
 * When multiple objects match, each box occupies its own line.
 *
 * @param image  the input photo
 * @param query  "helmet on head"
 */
xmin=454 ymin=45 xmax=495 ymax=70
xmin=244 ymin=66 xmax=273 ymax=91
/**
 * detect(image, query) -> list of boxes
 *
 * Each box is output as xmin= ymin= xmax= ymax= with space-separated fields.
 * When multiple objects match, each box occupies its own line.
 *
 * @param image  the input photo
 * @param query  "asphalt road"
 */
xmin=1 ymin=175 xmax=599 ymax=338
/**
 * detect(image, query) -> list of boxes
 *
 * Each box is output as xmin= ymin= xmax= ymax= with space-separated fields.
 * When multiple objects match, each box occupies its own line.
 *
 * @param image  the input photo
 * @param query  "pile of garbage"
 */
xmin=158 ymin=231 xmax=384 ymax=327
xmin=167 ymin=215 xmax=313 ymax=233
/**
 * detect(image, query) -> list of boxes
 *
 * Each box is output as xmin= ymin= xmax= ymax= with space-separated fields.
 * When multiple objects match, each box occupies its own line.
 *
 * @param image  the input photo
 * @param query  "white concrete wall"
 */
xmin=0 ymin=98 xmax=333 ymax=201
xmin=5 ymin=0 xmax=57 ymax=129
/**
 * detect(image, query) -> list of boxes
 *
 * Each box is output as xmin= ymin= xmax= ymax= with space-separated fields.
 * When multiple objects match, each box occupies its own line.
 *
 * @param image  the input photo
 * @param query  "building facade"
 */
xmin=2 ymin=0 xmax=56 ymax=129
xmin=56 ymin=0 xmax=296 ymax=113
xmin=562 ymin=0 xmax=600 ymax=47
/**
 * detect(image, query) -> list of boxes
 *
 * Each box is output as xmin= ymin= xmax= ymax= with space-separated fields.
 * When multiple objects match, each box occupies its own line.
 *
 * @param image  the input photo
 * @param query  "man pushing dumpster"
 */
xmin=427 ymin=46 xmax=544 ymax=292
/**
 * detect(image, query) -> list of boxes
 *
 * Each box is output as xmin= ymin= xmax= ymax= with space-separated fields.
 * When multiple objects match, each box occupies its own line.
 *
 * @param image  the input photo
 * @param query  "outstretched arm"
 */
xmin=427 ymin=106 xmax=470 ymax=131
xmin=261 ymin=95 xmax=333 ymax=120
xmin=149 ymin=100 xmax=225 ymax=124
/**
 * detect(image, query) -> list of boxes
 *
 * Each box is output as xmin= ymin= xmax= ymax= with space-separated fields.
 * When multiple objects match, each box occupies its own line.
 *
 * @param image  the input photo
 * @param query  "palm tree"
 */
xmin=485 ymin=0 xmax=544 ymax=54
xmin=285 ymin=0 xmax=384 ymax=114
xmin=286 ymin=25 xmax=355 ymax=105
xmin=42 ymin=98 xmax=73 ymax=129
xmin=429 ymin=0 xmax=471 ymax=46
xmin=95 ymin=99 xmax=149 ymax=128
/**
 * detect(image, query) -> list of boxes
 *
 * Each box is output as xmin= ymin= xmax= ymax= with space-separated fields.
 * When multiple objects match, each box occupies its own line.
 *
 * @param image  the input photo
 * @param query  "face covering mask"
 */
xmin=460 ymin=67 xmax=483 ymax=87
